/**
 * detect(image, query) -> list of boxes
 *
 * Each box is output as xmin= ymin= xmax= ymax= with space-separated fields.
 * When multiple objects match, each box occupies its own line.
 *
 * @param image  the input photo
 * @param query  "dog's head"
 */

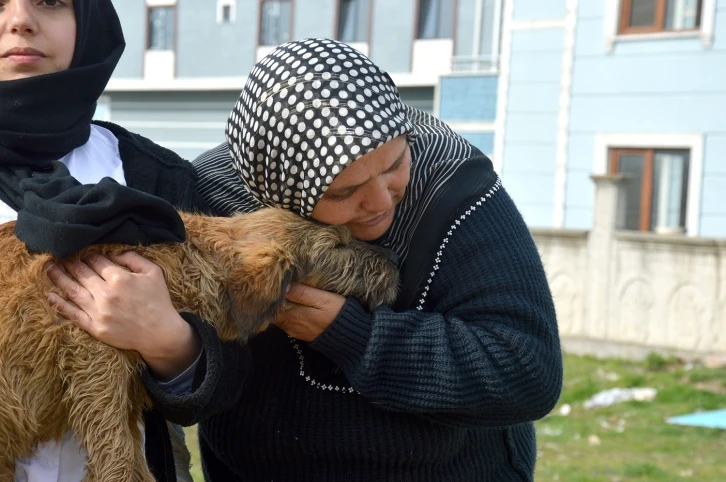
xmin=289 ymin=222 xmax=400 ymax=311
xmin=188 ymin=208 xmax=399 ymax=341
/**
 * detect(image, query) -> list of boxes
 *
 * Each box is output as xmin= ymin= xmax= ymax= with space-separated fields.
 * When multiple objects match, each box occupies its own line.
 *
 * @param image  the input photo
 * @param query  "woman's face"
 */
xmin=311 ymin=135 xmax=411 ymax=241
xmin=0 ymin=0 xmax=75 ymax=81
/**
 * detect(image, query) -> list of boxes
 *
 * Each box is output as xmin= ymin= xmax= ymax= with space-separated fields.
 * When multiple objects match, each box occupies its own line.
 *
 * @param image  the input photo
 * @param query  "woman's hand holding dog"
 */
xmin=45 ymin=252 xmax=202 ymax=382
xmin=275 ymin=282 xmax=346 ymax=342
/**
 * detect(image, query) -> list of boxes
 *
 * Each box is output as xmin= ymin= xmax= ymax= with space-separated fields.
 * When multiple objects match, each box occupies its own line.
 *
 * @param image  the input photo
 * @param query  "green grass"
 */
xmin=184 ymin=354 xmax=726 ymax=481
xmin=183 ymin=426 xmax=203 ymax=482
xmin=536 ymin=354 xmax=726 ymax=481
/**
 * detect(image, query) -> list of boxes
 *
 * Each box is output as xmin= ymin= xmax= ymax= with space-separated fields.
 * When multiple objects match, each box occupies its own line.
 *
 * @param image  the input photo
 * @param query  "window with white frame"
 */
xmin=148 ymin=6 xmax=175 ymax=50
xmin=619 ymin=0 xmax=702 ymax=34
xmin=218 ymin=0 xmax=236 ymax=24
xmin=453 ymin=0 xmax=502 ymax=73
xmin=337 ymin=0 xmax=371 ymax=43
xmin=417 ymin=0 xmax=455 ymax=39
xmin=609 ymin=148 xmax=690 ymax=233
xmin=259 ymin=0 xmax=292 ymax=46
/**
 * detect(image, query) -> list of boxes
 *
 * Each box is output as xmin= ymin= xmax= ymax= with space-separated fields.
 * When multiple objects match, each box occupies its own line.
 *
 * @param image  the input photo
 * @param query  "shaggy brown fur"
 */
xmin=0 ymin=207 xmax=398 ymax=482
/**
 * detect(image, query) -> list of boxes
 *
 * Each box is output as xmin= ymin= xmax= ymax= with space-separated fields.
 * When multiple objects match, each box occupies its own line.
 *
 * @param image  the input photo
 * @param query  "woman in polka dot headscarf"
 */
xmin=184 ymin=38 xmax=562 ymax=482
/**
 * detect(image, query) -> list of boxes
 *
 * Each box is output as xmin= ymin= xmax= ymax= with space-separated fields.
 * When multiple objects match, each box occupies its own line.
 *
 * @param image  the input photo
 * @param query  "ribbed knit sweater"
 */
xmin=143 ymin=165 xmax=563 ymax=481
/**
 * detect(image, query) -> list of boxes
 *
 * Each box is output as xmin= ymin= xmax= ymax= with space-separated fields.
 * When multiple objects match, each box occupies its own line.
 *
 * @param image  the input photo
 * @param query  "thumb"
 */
xmin=285 ymin=282 xmax=315 ymax=306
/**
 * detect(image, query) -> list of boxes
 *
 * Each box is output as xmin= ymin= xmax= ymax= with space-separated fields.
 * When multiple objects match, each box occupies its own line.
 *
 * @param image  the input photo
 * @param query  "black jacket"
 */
xmin=94 ymin=121 xmax=210 ymax=481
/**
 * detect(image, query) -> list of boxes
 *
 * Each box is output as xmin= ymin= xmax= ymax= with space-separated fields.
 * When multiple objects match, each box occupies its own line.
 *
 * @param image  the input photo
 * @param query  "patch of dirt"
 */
xmin=692 ymin=380 xmax=726 ymax=394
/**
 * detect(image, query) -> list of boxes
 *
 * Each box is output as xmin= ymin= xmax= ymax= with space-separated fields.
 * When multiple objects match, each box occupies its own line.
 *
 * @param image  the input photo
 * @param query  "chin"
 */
xmin=350 ymin=217 xmax=394 ymax=241
xmin=0 ymin=69 xmax=45 ymax=81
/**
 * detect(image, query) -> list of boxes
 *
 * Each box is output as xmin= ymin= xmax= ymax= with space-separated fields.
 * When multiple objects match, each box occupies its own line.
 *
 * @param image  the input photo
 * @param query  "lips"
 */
xmin=1 ymin=47 xmax=46 ymax=63
xmin=359 ymin=210 xmax=390 ymax=226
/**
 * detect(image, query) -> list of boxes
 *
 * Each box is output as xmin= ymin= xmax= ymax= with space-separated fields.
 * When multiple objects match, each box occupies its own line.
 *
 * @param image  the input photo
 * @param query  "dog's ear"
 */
xmin=222 ymin=238 xmax=294 ymax=339
xmin=182 ymin=214 xmax=295 ymax=340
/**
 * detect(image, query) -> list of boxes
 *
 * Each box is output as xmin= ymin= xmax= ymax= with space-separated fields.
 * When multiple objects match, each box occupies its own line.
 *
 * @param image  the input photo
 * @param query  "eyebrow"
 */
xmin=327 ymin=143 xmax=408 ymax=194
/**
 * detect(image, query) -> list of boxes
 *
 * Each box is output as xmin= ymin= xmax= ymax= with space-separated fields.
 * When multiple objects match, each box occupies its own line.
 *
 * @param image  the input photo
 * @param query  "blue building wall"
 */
xmin=437 ymin=74 xmax=497 ymax=158
xmin=565 ymin=1 xmax=726 ymax=236
xmin=513 ymin=0 xmax=567 ymax=21
xmin=501 ymin=26 xmax=564 ymax=227
xmin=459 ymin=132 xmax=495 ymax=156
xmin=438 ymin=75 xmax=498 ymax=122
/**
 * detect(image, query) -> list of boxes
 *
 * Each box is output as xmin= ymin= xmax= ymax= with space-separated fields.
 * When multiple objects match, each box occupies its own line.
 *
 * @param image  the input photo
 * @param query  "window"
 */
xmin=337 ymin=0 xmax=370 ymax=43
xmin=417 ymin=0 xmax=455 ymax=39
xmin=619 ymin=0 xmax=702 ymax=34
xmin=147 ymin=6 xmax=175 ymax=50
xmin=609 ymin=148 xmax=690 ymax=233
xmin=260 ymin=0 xmax=292 ymax=46
xmin=218 ymin=0 xmax=236 ymax=24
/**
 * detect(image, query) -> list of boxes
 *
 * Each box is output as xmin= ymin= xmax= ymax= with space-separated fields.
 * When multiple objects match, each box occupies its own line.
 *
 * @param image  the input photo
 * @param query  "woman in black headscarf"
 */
xmin=150 ymin=38 xmax=563 ymax=481
xmin=0 ymin=1 xmax=210 ymax=480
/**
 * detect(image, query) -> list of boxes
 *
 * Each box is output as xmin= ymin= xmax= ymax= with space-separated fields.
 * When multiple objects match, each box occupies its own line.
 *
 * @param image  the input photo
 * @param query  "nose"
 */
xmin=361 ymin=178 xmax=394 ymax=213
xmin=8 ymin=1 xmax=39 ymax=36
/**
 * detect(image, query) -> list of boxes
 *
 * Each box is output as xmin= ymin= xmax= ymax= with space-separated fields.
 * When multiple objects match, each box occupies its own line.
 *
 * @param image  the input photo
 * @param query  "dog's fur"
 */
xmin=0 ymin=207 xmax=398 ymax=482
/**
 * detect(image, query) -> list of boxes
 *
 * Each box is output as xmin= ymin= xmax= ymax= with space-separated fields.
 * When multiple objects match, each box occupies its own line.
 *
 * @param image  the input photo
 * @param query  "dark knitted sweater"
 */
xmin=143 ymin=159 xmax=563 ymax=481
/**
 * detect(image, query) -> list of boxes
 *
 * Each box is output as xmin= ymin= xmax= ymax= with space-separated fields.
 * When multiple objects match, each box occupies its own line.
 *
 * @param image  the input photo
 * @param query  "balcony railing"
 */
xmin=451 ymin=55 xmax=499 ymax=74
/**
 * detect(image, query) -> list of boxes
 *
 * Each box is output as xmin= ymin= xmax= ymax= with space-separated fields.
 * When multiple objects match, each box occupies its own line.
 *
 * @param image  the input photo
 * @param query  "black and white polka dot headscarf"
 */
xmin=225 ymin=38 xmax=416 ymax=216
xmin=196 ymin=38 xmax=481 ymax=263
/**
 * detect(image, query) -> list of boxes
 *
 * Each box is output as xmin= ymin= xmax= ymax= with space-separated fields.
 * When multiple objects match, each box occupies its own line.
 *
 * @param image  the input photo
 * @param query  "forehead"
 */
xmin=328 ymin=136 xmax=407 ymax=188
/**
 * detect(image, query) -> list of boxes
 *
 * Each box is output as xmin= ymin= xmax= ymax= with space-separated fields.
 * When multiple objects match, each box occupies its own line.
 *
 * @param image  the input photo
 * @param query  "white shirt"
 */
xmin=12 ymin=124 xmax=126 ymax=482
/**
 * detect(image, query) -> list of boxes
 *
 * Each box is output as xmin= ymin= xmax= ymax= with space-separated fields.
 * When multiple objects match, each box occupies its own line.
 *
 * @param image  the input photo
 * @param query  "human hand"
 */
xmin=274 ymin=282 xmax=346 ymax=342
xmin=45 ymin=251 xmax=201 ymax=382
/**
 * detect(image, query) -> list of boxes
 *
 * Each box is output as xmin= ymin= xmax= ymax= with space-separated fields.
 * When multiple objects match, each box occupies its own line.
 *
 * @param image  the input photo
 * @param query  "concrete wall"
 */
xmin=105 ymin=91 xmax=239 ymax=160
xmin=534 ymin=175 xmax=726 ymax=359
xmin=175 ymin=0 xmax=258 ymax=77
xmin=112 ymin=0 xmax=145 ymax=78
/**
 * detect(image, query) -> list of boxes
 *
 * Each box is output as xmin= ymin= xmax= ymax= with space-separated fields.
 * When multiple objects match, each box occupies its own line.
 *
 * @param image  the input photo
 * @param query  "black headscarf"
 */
xmin=0 ymin=0 xmax=184 ymax=258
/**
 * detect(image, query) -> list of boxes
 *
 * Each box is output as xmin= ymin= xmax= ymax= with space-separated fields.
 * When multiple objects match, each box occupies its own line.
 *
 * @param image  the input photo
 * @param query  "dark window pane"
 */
xmin=629 ymin=0 xmax=657 ymax=27
xmin=223 ymin=5 xmax=231 ymax=22
xmin=418 ymin=0 xmax=437 ymax=39
xmin=148 ymin=7 xmax=175 ymax=50
xmin=651 ymin=150 xmax=689 ymax=232
xmin=665 ymin=0 xmax=700 ymax=30
xmin=261 ymin=0 xmax=291 ymax=46
xmin=619 ymin=154 xmax=646 ymax=231
xmin=418 ymin=0 xmax=454 ymax=39
xmin=338 ymin=0 xmax=370 ymax=42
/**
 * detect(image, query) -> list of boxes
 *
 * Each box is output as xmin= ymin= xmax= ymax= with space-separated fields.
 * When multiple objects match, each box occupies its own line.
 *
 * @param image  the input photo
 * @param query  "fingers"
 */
xmin=284 ymin=282 xmax=321 ymax=307
xmin=47 ymin=292 xmax=93 ymax=332
xmin=82 ymin=253 xmax=127 ymax=281
xmin=45 ymin=261 xmax=95 ymax=307
xmin=109 ymin=251 xmax=158 ymax=274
